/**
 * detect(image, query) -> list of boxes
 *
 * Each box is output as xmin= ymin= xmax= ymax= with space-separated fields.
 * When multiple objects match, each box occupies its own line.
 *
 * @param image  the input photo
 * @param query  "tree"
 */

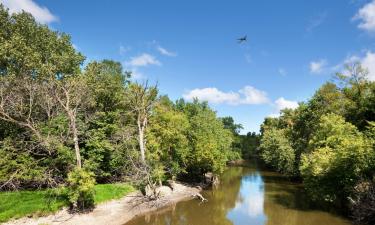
xmin=85 ymin=60 xmax=130 ymax=112
xmin=147 ymin=96 xmax=190 ymax=180
xmin=221 ymin=116 xmax=243 ymax=135
xmin=0 ymin=5 xmax=84 ymax=79
xmin=300 ymin=114 xmax=373 ymax=203
xmin=259 ymin=127 xmax=295 ymax=175
xmin=53 ymin=76 xmax=91 ymax=169
xmin=179 ymin=100 xmax=233 ymax=178
xmin=127 ymin=83 xmax=158 ymax=163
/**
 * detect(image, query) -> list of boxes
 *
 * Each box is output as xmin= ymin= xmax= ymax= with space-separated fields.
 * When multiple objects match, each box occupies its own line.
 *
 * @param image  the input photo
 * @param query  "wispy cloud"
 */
xmin=183 ymin=86 xmax=269 ymax=105
xmin=1 ymin=0 xmax=57 ymax=24
xmin=157 ymin=46 xmax=177 ymax=57
xmin=353 ymin=0 xmax=375 ymax=32
xmin=129 ymin=68 xmax=145 ymax=80
xmin=245 ymin=53 xmax=252 ymax=64
xmin=306 ymin=12 xmax=327 ymax=33
xmin=119 ymin=45 xmax=131 ymax=55
xmin=309 ymin=59 xmax=327 ymax=74
xmin=125 ymin=53 xmax=161 ymax=67
xmin=278 ymin=68 xmax=287 ymax=76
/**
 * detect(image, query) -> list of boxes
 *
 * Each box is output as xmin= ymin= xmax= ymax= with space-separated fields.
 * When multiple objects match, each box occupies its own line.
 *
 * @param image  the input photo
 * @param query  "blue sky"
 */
xmin=2 ymin=0 xmax=375 ymax=133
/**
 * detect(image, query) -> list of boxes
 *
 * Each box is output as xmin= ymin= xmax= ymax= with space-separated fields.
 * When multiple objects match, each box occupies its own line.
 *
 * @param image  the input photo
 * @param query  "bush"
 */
xmin=66 ymin=168 xmax=96 ymax=210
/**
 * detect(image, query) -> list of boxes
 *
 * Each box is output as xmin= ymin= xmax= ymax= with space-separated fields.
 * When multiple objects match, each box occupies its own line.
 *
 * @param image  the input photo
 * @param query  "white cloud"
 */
xmin=183 ymin=86 xmax=269 ymax=105
xmin=278 ymin=68 xmax=287 ymax=76
xmin=183 ymin=88 xmax=239 ymax=104
xmin=267 ymin=97 xmax=298 ymax=118
xmin=157 ymin=46 xmax=177 ymax=57
xmin=360 ymin=51 xmax=375 ymax=80
xmin=125 ymin=53 xmax=161 ymax=67
xmin=275 ymin=97 xmax=299 ymax=111
xmin=354 ymin=0 xmax=375 ymax=32
xmin=1 ymin=0 xmax=57 ymax=24
xmin=239 ymin=86 xmax=269 ymax=104
xmin=267 ymin=113 xmax=280 ymax=118
xmin=309 ymin=59 xmax=327 ymax=74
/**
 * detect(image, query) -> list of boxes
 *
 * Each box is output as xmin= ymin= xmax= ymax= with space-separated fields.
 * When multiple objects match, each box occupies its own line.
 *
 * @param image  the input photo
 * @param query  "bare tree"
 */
xmin=0 ymin=76 xmax=48 ymax=147
xmin=53 ymin=76 xmax=91 ymax=169
xmin=127 ymin=82 xmax=158 ymax=163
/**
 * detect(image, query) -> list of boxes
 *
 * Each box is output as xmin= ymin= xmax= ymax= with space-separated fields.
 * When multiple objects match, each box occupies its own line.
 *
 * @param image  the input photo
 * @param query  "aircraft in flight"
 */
xmin=237 ymin=35 xmax=247 ymax=43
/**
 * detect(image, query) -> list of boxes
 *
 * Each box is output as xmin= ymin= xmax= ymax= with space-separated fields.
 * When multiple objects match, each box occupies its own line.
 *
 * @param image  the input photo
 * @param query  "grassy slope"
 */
xmin=0 ymin=183 xmax=134 ymax=223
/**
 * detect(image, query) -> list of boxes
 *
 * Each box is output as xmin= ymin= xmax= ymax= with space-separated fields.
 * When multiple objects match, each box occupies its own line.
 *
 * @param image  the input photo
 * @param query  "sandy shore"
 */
xmin=4 ymin=183 xmax=201 ymax=225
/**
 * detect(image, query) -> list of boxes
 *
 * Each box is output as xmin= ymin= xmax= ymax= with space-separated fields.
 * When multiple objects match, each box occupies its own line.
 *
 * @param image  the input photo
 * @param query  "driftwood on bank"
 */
xmin=191 ymin=193 xmax=207 ymax=202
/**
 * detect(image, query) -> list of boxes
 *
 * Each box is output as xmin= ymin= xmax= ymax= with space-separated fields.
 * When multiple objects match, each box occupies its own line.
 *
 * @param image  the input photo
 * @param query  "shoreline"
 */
xmin=4 ymin=182 xmax=202 ymax=225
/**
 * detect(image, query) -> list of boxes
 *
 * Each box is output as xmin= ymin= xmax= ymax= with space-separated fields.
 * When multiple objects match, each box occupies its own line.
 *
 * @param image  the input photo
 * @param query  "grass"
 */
xmin=93 ymin=183 xmax=135 ymax=204
xmin=0 ymin=183 xmax=135 ymax=223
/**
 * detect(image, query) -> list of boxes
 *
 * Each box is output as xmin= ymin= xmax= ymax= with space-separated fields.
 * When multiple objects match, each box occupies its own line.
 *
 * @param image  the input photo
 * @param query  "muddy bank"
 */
xmin=4 ymin=182 xmax=201 ymax=225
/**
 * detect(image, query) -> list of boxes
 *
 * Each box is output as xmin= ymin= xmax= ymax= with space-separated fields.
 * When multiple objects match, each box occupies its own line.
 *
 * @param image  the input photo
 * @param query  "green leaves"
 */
xmin=66 ymin=168 xmax=96 ymax=209
xmin=0 ymin=5 xmax=84 ymax=79
xmin=260 ymin=128 xmax=296 ymax=175
xmin=300 ymin=114 xmax=373 ymax=202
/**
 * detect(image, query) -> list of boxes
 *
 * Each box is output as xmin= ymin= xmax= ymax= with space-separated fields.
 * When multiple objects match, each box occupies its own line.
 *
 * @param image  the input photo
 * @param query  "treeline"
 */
xmin=221 ymin=116 xmax=260 ymax=160
xmin=258 ymin=64 xmax=375 ymax=224
xmin=0 ymin=6 xmax=239 ymax=208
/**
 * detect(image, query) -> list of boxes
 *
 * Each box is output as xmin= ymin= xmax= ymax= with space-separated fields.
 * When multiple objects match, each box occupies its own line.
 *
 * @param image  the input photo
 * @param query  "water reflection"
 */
xmin=125 ymin=161 xmax=352 ymax=225
xmin=228 ymin=171 xmax=265 ymax=224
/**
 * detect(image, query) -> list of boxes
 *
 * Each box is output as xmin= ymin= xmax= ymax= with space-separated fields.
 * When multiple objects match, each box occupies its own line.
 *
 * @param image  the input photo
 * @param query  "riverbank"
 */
xmin=4 ymin=182 xmax=201 ymax=225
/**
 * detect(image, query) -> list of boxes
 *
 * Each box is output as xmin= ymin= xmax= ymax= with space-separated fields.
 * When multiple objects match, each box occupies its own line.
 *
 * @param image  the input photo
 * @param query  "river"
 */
xmin=126 ymin=160 xmax=352 ymax=225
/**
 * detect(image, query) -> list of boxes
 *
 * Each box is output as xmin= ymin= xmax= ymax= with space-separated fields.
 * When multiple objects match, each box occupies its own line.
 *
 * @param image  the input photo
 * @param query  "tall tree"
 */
xmin=127 ymin=83 xmax=158 ymax=163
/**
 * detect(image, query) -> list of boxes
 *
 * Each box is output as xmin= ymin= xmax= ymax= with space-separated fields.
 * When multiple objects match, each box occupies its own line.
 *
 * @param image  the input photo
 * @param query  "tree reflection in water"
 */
xmin=125 ymin=161 xmax=351 ymax=225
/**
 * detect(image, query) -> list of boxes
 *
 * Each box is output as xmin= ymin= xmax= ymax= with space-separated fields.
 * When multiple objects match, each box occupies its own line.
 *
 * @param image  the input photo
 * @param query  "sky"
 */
xmin=2 ymin=0 xmax=375 ymax=133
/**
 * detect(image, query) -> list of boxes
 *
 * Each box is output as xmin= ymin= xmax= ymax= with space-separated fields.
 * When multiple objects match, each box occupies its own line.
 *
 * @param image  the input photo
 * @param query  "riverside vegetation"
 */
xmin=1 ymin=4 xmax=374 ymax=225
xmin=0 ymin=5 xmax=255 ymax=222
xmin=258 ymin=64 xmax=375 ymax=224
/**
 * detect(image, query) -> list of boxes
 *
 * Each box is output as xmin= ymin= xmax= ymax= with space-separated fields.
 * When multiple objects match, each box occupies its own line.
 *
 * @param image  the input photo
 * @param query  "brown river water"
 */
xmin=125 ymin=160 xmax=352 ymax=225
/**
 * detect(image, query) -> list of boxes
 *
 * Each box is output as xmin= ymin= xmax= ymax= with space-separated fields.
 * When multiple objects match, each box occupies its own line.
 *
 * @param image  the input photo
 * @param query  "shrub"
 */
xmin=66 ymin=168 xmax=96 ymax=210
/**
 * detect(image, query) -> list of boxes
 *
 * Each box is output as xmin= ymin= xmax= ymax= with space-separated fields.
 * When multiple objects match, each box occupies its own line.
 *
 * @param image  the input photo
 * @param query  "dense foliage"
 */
xmin=258 ymin=63 xmax=375 ymax=223
xmin=0 ymin=5 xmax=239 ymax=211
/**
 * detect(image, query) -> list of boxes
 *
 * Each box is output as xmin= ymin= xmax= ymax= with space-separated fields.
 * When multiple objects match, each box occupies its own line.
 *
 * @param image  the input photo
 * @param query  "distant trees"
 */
xmin=258 ymin=62 xmax=375 ymax=224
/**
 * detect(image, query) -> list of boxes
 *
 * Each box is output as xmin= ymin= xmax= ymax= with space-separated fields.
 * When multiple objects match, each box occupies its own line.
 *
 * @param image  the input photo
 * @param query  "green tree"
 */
xmin=300 ymin=114 xmax=373 ymax=203
xmin=147 ymin=96 xmax=189 ymax=180
xmin=259 ymin=127 xmax=295 ymax=175
xmin=180 ymin=100 xmax=233 ymax=177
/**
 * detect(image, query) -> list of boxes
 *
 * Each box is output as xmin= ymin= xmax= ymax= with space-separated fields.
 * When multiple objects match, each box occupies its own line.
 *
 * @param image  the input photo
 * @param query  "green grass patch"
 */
xmin=94 ymin=183 xmax=135 ymax=204
xmin=0 ymin=183 xmax=134 ymax=223
xmin=0 ymin=189 xmax=66 ymax=223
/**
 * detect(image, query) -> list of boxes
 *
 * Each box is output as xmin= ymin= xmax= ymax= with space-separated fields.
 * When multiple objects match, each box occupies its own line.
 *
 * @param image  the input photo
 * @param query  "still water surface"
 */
xmin=126 ymin=161 xmax=352 ymax=225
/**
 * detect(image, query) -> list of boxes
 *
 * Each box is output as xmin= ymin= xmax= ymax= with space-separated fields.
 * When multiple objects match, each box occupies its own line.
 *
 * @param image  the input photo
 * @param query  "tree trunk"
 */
xmin=138 ymin=119 xmax=146 ymax=163
xmin=70 ymin=112 xmax=82 ymax=168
